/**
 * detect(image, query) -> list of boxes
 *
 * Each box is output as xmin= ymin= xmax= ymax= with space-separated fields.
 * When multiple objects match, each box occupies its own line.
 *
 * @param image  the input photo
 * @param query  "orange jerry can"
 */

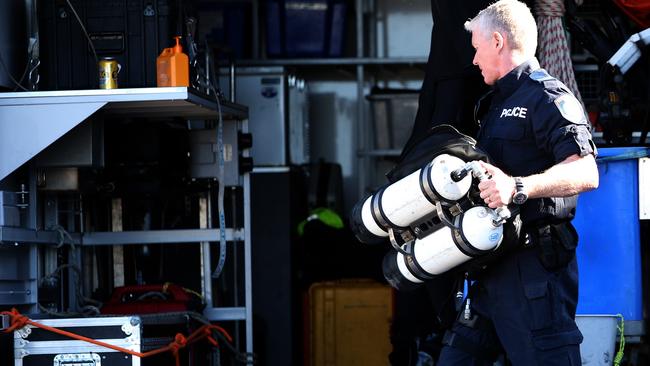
xmin=156 ymin=36 xmax=189 ymax=87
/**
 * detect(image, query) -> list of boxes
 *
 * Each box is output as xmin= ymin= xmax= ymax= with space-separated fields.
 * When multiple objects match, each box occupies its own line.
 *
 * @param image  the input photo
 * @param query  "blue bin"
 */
xmin=265 ymin=0 xmax=347 ymax=58
xmin=574 ymin=147 xmax=649 ymax=320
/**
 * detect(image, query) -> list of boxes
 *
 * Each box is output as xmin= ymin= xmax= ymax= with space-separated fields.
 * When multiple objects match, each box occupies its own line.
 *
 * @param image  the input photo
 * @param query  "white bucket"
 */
xmin=575 ymin=315 xmax=620 ymax=366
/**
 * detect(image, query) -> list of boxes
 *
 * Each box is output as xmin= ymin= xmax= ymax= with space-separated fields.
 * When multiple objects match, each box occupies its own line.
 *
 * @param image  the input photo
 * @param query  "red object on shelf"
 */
xmin=102 ymin=283 xmax=194 ymax=315
xmin=612 ymin=0 xmax=650 ymax=28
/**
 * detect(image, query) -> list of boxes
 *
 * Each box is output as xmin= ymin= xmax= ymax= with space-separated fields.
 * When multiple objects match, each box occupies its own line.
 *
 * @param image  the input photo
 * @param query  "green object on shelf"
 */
xmin=297 ymin=208 xmax=344 ymax=236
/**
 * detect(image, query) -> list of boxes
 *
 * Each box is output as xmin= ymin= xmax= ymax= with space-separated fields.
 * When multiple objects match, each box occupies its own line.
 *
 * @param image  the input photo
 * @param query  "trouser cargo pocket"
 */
xmin=532 ymin=328 xmax=583 ymax=365
xmin=523 ymin=281 xmax=553 ymax=331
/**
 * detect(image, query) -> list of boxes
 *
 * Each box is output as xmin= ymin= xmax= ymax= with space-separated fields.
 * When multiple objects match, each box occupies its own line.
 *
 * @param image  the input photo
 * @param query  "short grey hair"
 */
xmin=464 ymin=0 xmax=537 ymax=58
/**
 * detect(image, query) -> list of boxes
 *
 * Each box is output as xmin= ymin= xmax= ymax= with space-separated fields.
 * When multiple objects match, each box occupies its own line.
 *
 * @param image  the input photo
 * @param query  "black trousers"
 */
xmin=437 ymin=248 xmax=583 ymax=366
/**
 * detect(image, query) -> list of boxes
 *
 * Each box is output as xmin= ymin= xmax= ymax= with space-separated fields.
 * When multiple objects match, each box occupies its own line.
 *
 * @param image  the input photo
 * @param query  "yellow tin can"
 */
xmin=98 ymin=57 xmax=121 ymax=89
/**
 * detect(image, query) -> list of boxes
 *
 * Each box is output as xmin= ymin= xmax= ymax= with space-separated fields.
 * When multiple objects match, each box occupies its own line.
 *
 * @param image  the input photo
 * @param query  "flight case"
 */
xmin=13 ymin=316 xmax=142 ymax=366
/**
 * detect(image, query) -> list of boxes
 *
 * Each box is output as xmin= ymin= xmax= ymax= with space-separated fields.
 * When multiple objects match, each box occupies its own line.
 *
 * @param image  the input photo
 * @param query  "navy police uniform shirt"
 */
xmin=475 ymin=58 xmax=596 ymax=225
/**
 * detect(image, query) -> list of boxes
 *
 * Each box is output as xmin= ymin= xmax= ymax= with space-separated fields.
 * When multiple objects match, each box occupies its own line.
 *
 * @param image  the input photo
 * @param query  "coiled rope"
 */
xmin=535 ymin=0 xmax=584 ymax=105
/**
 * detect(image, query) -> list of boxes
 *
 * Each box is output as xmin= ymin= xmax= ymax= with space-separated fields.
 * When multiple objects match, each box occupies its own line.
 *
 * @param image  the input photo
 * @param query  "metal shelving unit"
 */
xmin=0 ymin=87 xmax=254 ymax=353
xmin=220 ymin=0 xmax=428 ymax=201
xmin=227 ymin=57 xmax=428 ymax=66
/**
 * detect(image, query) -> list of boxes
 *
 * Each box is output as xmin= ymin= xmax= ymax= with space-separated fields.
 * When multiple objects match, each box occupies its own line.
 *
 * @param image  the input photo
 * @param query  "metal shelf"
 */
xmin=358 ymin=149 xmax=402 ymax=157
xmin=0 ymin=87 xmax=248 ymax=182
xmin=0 ymin=228 xmax=245 ymax=245
xmin=79 ymin=229 xmax=245 ymax=245
xmin=221 ymin=58 xmax=427 ymax=80
xmin=226 ymin=57 xmax=427 ymax=67
xmin=0 ymin=87 xmax=247 ymax=120
xmin=203 ymin=307 xmax=247 ymax=321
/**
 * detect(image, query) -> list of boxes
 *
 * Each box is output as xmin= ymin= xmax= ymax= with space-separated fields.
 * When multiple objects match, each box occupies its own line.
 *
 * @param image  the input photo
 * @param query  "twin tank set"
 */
xmin=351 ymin=154 xmax=512 ymax=291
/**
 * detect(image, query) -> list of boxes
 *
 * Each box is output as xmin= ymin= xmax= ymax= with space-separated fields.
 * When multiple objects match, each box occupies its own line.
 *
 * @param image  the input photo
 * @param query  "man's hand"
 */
xmin=477 ymin=161 xmax=515 ymax=208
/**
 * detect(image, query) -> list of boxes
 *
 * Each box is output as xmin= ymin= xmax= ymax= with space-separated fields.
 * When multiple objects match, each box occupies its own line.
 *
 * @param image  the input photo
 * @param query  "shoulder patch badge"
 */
xmin=529 ymin=69 xmax=553 ymax=82
xmin=554 ymin=94 xmax=585 ymax=124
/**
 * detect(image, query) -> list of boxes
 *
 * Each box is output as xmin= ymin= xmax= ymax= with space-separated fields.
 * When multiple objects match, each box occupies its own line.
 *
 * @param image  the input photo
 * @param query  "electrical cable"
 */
xmin=211 ymin=85 xmax=227 ymax=279
xmin=11 ymin=39 xmax=39 ymax=91
xmin=13 ymin=60 xmax=30 ymax=91
xmin=80 ymin=305 xmax=101 ymax=315
xmin=0 ymin=16 xmax=39 ymax=92
xmin=37 ymin=304 xmax=77 ymax=317
xmin=51 ymin=224 xmax=75 ymax=249
xmin=42 ymin=225 xmax=103 ymax=311
xmin=37 ymin=303 xmax=99 ymax=318
xmin=39 ymin=262 xmax=103 ymax=311
xmin=65 ymin=0 xmax=99 ymax=65
xmin=0 ymin=52 xmax=29 ymax=91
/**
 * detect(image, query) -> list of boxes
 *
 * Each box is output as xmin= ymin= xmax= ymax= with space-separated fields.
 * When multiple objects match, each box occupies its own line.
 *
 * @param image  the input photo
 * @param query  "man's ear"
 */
xmin=493 ymin=31 xmax=505 ymax=50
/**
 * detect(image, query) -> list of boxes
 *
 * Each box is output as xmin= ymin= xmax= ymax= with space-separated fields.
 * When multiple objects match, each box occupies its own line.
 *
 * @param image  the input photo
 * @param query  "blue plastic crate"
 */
xmin=265 ymin=0 xmax=346 ymax=58
xmin=573 ymin=147 xmax=649 ymax=320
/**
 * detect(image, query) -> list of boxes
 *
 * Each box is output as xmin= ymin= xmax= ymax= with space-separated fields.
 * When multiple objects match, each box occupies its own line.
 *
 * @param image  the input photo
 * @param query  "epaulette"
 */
xmin=529 ymin=69 xmax=554 ymax=82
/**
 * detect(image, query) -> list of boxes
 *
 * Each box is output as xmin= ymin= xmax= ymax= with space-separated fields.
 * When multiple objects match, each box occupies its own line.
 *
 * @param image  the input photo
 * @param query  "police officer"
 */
xmin=436 ymin=1 xmax=599 ymax=365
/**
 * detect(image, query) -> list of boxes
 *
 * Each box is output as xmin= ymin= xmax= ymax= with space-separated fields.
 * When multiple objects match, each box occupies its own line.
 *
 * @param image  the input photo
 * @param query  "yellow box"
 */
xmin=308 ymin=280 xmax=394 ymax=366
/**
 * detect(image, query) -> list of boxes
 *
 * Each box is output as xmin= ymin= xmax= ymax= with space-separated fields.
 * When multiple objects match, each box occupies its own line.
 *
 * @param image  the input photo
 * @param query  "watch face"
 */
xmin=513 ymin=192 xmax=527 ymax=205
xmin=513 ymin=177 xmax=526 ymax=204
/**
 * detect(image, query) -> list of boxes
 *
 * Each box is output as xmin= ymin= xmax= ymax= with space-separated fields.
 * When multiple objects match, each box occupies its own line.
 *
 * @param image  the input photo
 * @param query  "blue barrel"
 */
xmin=574 ymin=147 xmax=649 ymax=320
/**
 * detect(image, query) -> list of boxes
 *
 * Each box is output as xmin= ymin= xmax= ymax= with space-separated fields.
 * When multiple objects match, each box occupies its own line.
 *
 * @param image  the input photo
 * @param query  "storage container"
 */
xmin=13 ymin=316 xmax=142 ymax=366
xmin=156 ymin=36 xmax=189 ymax=87
xmin=573 ymin=147 xmax=649 ymax=320
xmin=575 ymin=315 xmax=619 ymax=366
xmin=307 ymin=280 xmax=393 ymax=366
xmin=367 ymin=92 xmax=419 ymax=150
xmin=265 ymin=0 xmax=347 ymax=57
xmin=218 ymin=66 xmax=309 ymax=166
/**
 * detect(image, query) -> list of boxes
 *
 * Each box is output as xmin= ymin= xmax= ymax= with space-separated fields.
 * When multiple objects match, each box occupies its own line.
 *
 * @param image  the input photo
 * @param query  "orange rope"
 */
xmin=2 ymin=308 xmax=234 ymax=366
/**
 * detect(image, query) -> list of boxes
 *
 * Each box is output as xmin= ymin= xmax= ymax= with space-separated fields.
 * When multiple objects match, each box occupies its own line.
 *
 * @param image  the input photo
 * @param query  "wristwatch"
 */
xmin=512 ymin=177 xmax=528 ymax=205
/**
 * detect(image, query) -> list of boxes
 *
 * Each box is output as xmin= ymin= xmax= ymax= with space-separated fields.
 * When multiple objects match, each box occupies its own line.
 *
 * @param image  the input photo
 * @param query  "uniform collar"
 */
xmin=493 ymin=58 xmax=541 ymax=98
